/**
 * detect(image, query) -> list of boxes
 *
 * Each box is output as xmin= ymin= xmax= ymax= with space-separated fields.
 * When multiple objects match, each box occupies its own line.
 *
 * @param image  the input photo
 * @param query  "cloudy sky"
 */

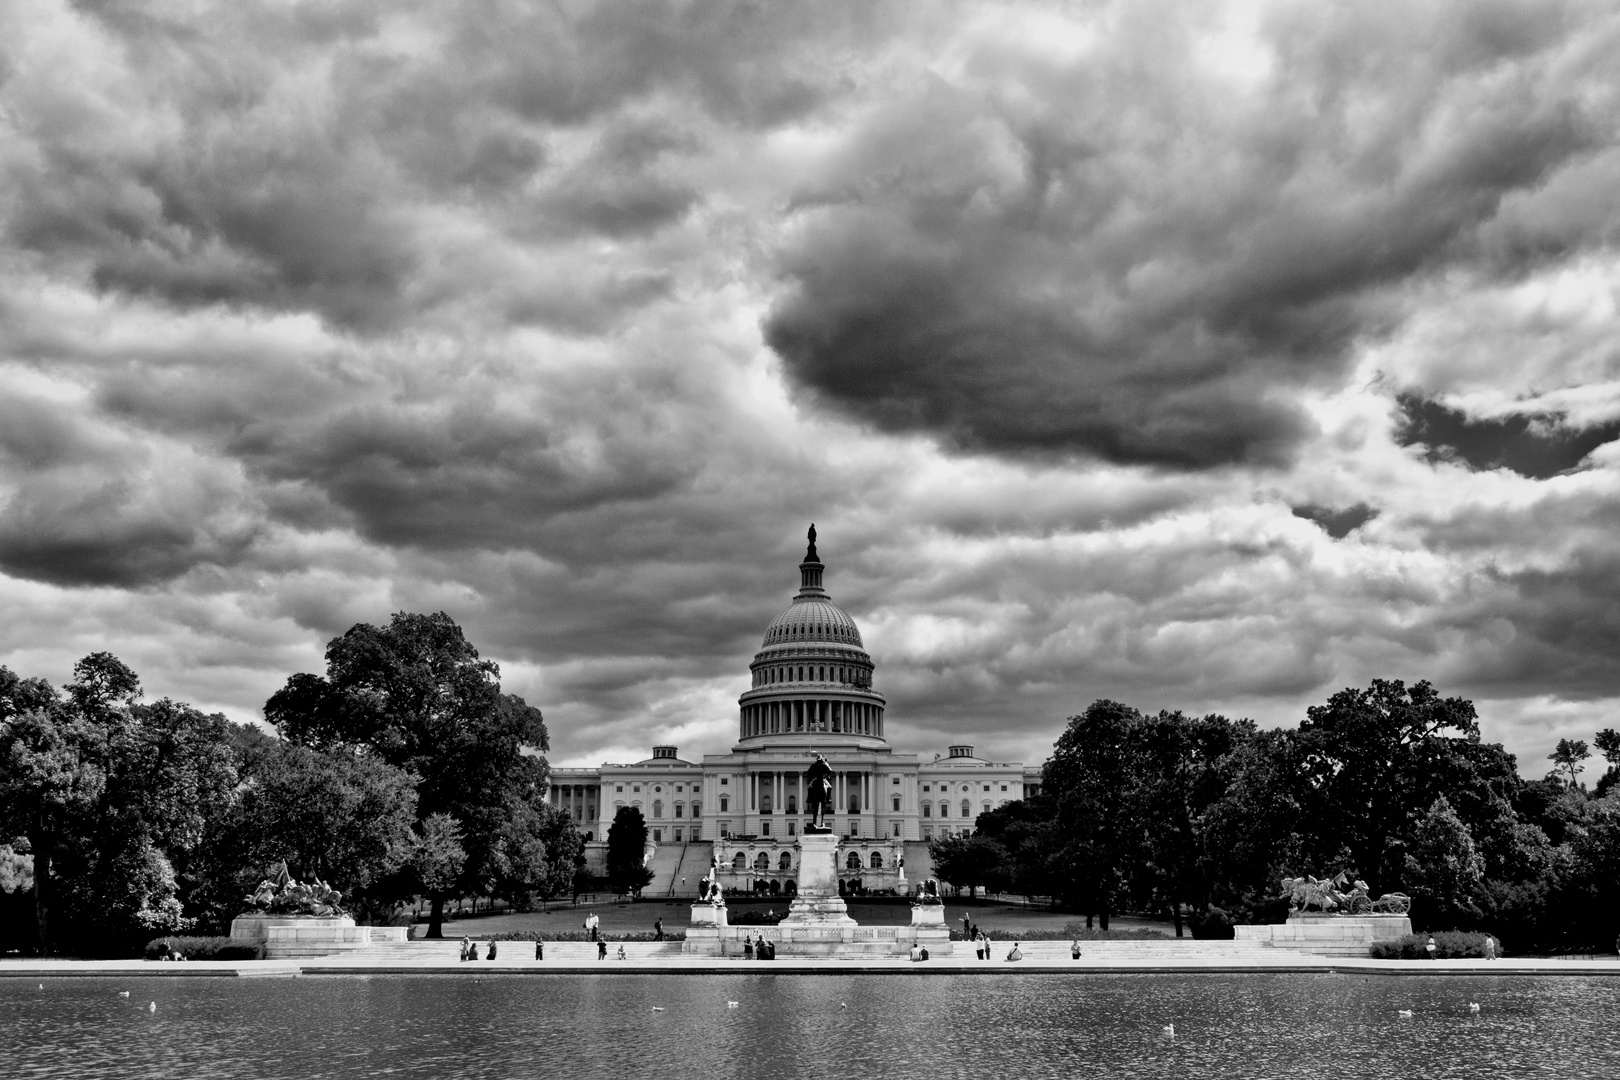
xmin=3 ymin=0 xmax=1618 ymax=776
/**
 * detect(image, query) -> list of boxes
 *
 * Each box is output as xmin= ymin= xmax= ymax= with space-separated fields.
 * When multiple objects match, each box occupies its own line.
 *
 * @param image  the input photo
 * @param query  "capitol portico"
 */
xmin=549 ymin=528 xmax=1042 ymax=895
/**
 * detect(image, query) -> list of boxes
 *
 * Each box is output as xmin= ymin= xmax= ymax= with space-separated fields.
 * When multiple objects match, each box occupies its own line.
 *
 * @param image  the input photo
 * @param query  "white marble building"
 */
xmin=549 ymin=529 xmax=1043 ymax=896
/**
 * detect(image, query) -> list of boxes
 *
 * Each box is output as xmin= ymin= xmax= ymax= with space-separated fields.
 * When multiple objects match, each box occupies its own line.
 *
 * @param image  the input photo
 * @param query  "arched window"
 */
xmin=778 ymin=852 xmax=792 ymax=870
xmin=961 ymin=799 xmax=971 ymax=817
xmin=652 ymin=800 xmax=663 ymax=819
xmin=732 ymin=853 xmax=747 ymax=869
xmin=922 ymin=802 xmax=932 ymax=818
xmin=845 ymin=852 xmax=862 ymax=870
xmin=754 ymin=852 xmax=771 ymax=871
xmin=869 ymin=852 xmax=884 ymax=869
xmin=674 ymin=802 xmax=684 ymax=818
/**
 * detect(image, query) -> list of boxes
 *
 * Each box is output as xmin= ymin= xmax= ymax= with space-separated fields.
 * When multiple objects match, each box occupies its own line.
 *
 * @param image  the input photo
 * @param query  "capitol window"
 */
xmin=892 ymin=796 xmax=901 ymax=811
xmin=653 ymin=800 xmax=663 ymax=818
xmin=720 ymin=797 xmax=729 ymax=812
xmin=922 ymin=803 xmax=932 ymax=817
xmin=961 ymin=799 xmax=971 ymax=816
xmin=693 ymin=785 xmax=701 ymax=794
xmin=674 ymin=803 xmax=683 ymax=818
xmin=616 ymin=785 xmax=624 ymax=794
xmin=892 ymin=776 xmax=900 ymax=785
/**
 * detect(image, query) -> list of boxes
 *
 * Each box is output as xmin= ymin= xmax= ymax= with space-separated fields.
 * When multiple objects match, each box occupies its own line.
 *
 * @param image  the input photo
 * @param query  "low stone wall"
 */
xmin=684 ymin=923 xmax=953 ymax=957
xmin=1236 ymin=914 xmax=1413 ymax=957
xmin=230 ymin=916 xmax=408 ymax=959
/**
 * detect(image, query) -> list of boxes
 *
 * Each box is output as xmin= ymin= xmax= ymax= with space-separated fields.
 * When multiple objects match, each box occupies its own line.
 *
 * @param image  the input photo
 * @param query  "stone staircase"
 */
xmin=359 ymin=939 xmax=688 ymax=963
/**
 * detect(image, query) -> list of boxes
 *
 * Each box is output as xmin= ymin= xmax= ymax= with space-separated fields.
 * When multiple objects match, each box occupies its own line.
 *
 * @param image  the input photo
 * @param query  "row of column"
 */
xmin=740 ymin=698 xmax=884 ymax=739
xmin=746 ymin=769 xmax=874 ymax=814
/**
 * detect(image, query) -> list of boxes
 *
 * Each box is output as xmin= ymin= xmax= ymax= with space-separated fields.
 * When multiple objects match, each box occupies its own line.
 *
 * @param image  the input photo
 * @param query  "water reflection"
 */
xmin=3 ymin=973 xmax=1616 ymax=1079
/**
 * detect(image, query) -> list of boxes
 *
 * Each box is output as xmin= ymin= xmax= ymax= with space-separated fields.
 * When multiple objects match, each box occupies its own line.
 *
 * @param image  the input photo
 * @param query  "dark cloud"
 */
xmin=1394 ymin=392 xmax=1620 ymax=478
xmin=1291 ymin=503 xmax=1377 ymax=539
xmin=764 ymin=1 xmax=1618 ymax=469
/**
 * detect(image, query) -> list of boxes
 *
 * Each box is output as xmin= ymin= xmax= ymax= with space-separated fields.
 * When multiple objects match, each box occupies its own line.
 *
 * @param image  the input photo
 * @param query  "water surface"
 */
xmin=4 ymin=972 xmax=1615 ymax=1079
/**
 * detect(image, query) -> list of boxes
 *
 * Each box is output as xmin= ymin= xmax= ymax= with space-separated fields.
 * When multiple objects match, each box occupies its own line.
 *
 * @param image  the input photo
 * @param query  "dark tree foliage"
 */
xmin=265 ymin=612 xmax=550 ymax=937
xmin=928 ymin=833 xmax=1011 ymax=894
xmin=1004 ymin=680 xmax=1620 ymax=951
xmin=0 ymin=656 xmax=237 ymax=954
xmin=605 ymin=805 xmax=654 ymax=897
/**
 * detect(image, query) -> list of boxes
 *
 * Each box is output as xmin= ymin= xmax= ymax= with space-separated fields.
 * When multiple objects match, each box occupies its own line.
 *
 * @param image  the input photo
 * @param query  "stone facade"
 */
xmin=1235 ymin=914 xmax=1414 ymax=957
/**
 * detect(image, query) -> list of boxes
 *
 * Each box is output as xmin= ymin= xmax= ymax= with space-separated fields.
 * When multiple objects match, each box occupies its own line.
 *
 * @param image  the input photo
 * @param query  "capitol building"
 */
xmin=550 ymin=529 xmax=1043 ymax=896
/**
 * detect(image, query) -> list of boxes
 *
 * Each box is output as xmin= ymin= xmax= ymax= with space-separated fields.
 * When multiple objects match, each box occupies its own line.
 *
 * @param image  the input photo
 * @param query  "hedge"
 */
xmin=949 ymin=923 xmax=1167 ymax=942
xmin=1368 ymin=931 xmax=1497 ymax=960
xmin=478 ymin=930 xmax=686 ymax=942
xmin=145 ymin=936 xmax=265 ymax=961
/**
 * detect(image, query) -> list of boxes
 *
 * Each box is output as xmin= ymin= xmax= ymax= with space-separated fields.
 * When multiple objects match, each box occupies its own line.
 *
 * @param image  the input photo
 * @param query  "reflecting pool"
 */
xmin=4 ymin=972 xmax=1617 ymax=1079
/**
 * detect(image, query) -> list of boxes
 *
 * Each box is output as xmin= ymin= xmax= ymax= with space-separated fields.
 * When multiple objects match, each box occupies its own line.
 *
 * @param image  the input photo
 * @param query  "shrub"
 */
xmin=1368 ymin=931 xmax=1496 ymax=960
xmin=730 ymin=910 xmax=784 ymax=926
xmin=480 ymin=930 xmax=685 ymax=942
xmin=145 ymin=935 xmax=265 ymax=961
xmin=949 ymin=925 xmax=1167 ymax=942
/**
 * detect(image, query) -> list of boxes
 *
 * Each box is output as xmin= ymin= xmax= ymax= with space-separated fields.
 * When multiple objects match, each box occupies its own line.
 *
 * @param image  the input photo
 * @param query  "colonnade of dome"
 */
xmin=736 ymin=526 xmax=886 ymax=744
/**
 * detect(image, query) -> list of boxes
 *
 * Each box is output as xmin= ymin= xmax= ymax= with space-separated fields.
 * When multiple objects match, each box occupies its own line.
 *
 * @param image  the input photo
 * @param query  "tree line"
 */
xmin=0 ymin=612 xmax=583 ymax=956
xmin=930 ymin=680 xmax=1620 ymax=950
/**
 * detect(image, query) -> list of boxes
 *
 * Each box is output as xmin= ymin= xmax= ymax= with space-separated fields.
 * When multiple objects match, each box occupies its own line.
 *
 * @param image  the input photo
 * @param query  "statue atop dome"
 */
xmin=805 ymin=523 xmax=818 ymax=562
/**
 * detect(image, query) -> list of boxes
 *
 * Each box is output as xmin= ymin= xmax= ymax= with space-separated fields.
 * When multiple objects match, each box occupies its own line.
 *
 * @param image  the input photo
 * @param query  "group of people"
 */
xmin=740 ymin=934 xmax=777 ymax=960
xmin=458 ymin=937 xmax=497 ymax=961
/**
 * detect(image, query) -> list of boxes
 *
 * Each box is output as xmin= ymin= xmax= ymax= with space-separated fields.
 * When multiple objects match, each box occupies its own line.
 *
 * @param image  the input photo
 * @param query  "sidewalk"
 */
xmin=5 ymin=954 xmax=1620 ymax=978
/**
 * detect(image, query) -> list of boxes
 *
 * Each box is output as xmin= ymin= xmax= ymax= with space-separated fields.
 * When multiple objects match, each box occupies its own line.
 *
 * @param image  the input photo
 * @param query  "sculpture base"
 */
xmin=1235 ymin=914 xmax=1413 ymax=957
xmin=802 ymin=825 xmax=834 ymax=835
xmin=690 ymin=903 xmax=728 ymax=927
xmin=229 ymin=915 xmax=407 ymax=959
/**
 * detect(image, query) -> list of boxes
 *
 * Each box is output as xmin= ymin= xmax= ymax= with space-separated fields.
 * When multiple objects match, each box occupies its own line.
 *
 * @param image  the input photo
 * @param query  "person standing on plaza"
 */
xmin=1425 ymin=935 xmax=1437 ymax=959
xmin=744 ymin=935 xmax=755 ymax=959
xmin=535 ymin=940 xmax=544 ymax=961
xmin=459 ymin=935 xmax=471 ymax=961
xmin=979 ymin=930 xmax=991 ymax=960
xmin=654 ymin=918 xmax=664 ymax=941
xmin=486 ymin=940 xmax=497 ymax=960
xmin=597 ymin=939 xmax=607 ymax=960
xmin=961 ymin=914 xmax=971 ymax=939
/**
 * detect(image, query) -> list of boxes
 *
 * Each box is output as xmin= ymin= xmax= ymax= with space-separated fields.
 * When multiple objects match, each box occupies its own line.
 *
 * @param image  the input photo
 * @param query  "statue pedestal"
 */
xmin=910 ymin=903 xmax=945 ymax=926
xmin=690 ymin=903 xmax=727 ymax=927
xmin=782 ymin=832 xmax=854 ymax=926
xmin=1235 ymin=913 xmax=1413 ymax=957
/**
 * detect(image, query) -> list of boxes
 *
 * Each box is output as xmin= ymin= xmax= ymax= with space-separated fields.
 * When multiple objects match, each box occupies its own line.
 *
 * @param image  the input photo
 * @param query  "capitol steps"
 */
xmin=643 ymin=842 xmax=689 ymax=897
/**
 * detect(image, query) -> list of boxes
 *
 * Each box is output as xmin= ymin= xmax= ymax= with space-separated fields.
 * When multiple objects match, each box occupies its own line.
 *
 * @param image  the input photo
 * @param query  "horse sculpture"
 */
xmin=803 ymin=753 xmax=835 ymax=832
xmin=1280 ymin=870 xmax=1411 ymax=916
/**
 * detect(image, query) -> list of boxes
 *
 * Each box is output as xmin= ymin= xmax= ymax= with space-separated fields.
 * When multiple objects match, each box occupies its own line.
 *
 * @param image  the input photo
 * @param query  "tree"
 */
xmin=0 ymin=656 xmax=239 ymax=953
xmin=199 ymin=742 xmax=419 ymax=926
xmin=929 ymin=833 xmax=1011 ymax=895
xmin=1548 ymin=739 xmax=1590 ymax=788
xmin=1294 ymin=679 xmax=1480 ymax=893
xmin=1401 ymin=796 xmax=1485 ymax=927
xmin=1042 ymin=700 xmax=1140 ymax=928
xmin=409 ymin=813 xmax=467 ymax=919
xmin=606 ymin=806 xmax=653 ymax=897
xmin=265 ymin=612 xmax=550 ymax=936
xmin=1595 ymin=729 xmax=1620 ymax=798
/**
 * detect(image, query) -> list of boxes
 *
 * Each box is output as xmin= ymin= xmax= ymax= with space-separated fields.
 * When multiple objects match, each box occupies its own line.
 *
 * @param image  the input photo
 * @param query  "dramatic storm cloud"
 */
xmin=2 ymin=0 xmax=1619 ymax=774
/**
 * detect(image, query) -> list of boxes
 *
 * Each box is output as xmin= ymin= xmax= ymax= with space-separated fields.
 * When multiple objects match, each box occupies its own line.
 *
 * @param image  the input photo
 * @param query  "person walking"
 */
xmin=597 ymin=939 xmax=608 ymax=960
xmin=535 ymin=940 xmax=544 ymax=961
xmin=654 ymin=918 xmax=664 ymax=941
xmin=980 ymin=930 xmax=991 ymax=961
xmin=486 ymin=940 xmax=497 ymax=960
xmin=1071 ymin=939 xmax=1082 ymax=960
xmin=459 ymin=935 xmax=471 ymax=961
xmin=961 ymin=914 xmax=971 ymax=939
xmin=744 ymin=935 xmax=755 ymax=959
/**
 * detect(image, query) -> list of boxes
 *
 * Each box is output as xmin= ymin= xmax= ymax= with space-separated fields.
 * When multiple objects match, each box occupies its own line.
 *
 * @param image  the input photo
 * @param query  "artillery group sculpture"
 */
xmin=1280 ymin=870 xmax=1411 ymax=916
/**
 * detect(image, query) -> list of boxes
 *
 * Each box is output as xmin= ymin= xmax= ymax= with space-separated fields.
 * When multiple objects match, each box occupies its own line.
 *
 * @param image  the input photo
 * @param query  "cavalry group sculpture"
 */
xmin=1280 ymin=870 xmax=1411 ymax=916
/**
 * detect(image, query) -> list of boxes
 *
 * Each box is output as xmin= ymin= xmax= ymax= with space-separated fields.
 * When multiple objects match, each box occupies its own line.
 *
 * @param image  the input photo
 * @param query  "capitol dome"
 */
xmin=736 ymin=526 xmax=886 ymax=745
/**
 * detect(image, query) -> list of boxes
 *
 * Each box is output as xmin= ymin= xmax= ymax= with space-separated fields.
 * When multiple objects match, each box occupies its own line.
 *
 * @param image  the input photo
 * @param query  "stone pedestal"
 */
xmin=910 ymin=903 xmax=945 ymax=926
xmin=690 ymin=902 xmax=728 ymax=927
xmin=230 ymin=914 xmax=355 ymax=943
xmin=783 ymin=832 xmax=854 ymax=926
xmin=229 ymin=915 xmax=406 ymax=959
xmin=1235 ymin=913 xmax=1414 ymax=957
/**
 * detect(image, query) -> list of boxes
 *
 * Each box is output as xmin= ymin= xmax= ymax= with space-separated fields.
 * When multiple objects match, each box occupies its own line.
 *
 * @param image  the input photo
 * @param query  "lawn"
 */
xmin=433 ymin=898 xmax=1174 ymax=939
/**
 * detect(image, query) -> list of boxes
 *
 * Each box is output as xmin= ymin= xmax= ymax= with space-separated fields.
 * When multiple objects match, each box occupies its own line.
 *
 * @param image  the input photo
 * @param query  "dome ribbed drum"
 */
xmin=736 ymin=526 xmax=886 ymax=745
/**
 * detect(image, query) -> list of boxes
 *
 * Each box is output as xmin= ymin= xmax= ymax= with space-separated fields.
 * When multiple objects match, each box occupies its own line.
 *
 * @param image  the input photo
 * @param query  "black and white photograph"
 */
xmin=1 ymin=0 xmax=1618 ymax=1076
